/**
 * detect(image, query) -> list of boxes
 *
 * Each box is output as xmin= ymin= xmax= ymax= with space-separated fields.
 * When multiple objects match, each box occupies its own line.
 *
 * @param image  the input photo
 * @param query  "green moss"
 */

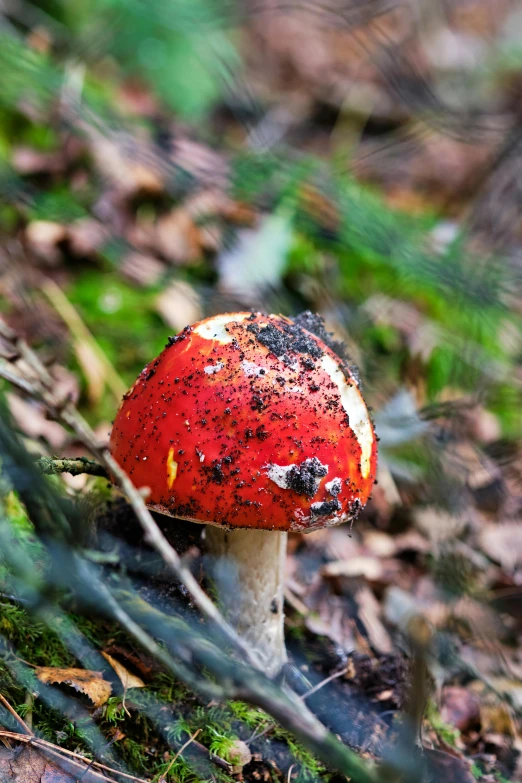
xmin=104 ymin=696 xmax=127 ymax=724
xmin=425 ymin=700 xmax=460 ymax=748
xmin=228 ymin=700 xmax=267 ymax=729
xmin=207 ymin=729 xmax=239 ymax=762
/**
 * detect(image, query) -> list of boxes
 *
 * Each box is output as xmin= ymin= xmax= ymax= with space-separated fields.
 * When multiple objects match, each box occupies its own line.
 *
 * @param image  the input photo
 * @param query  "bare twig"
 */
xmin=300 ymin=666 xmax=350 ymax=701
xmin=162 ymin=729 xmax=202 ymax=778
xmin=0 ymin=693 xmax=34 ymax=735
xmin=0 ymin=731 xmax=150 ymax=783
xmin=36 ymin=456 xmax=109 ymax=479
xmin=112 ymin=588 xmax=381 ymax=783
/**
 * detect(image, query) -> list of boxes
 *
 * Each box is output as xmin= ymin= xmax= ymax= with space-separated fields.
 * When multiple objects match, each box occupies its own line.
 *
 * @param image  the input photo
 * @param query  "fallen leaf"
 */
xmin=480 ymin=522 xmax=522 ymax=573
xmin=120 ymin=252 xmax=165 ymax=287
xmin=355 ymin=585 xmax=393 ymax=654
xmin=322 ymin=556 xmax=383 ymax=581
xmin=25 ymin=221 xmax=67 ymax=264
xmin=305 ymin=598 xmax=356 ymax=652
xmin=155 ymin=280 xmax=202 ymax=332
xmin=155 ymin=208 xmax=202 ymax=265
xmin=441 ymin=686 xmax=481 ymax=733
xmin=49 ymin=365 xmax=80 ymax=406
xmin=102 ymin=652 xmax=146 ymax=691
xmin=36 ymin=666 xmax=112 ymax=708
xmin=0 ymin=745 xmax=75 ymax=783
xmin=91 ymin=133 xmax=164 ymax=196
xmin=171 ymin=139 xmax=229 ymax=189
xmin=12 ymin=146 xmax=61 ymax=175
xmin=482 ymin=677 xmax=522 ymax=712
xmin=67 ymin=218 xmax=108 ymax=258
xmin=363 ymin=531 xmax=397 ymax=558
xmin=414 ymin=507 xmax=467 ymax=545
xmin=7 ymin=393 xmax=68 ymax=449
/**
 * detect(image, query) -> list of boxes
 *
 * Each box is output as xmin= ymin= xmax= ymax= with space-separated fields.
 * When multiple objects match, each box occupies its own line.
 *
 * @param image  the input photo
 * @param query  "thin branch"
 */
xmin=0 ymin=692 xmax=34 ymax=735
xmin=0 ymin=363 xmax=38 ymax=395
xmin=112 ymin=587 xmax=381 ymax=783
xmin=163 ymin=729 xmax=202 ymax=776
xmin=0 ymin=731 xmax=148 ymax=783
xmin=300 ymin=666 xmax=350 ymax=701
xmin=36 ymin=456 xmax=109 ymax=479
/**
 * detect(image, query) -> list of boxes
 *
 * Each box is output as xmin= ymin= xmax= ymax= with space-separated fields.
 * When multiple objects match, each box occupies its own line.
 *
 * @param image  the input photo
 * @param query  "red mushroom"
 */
xmin=110 ymin=312 xmax=377 ymax=674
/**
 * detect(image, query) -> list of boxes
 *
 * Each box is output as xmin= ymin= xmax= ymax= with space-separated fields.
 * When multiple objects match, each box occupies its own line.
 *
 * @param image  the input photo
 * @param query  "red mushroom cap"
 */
xmin=110 ymin=312 xmax=377 ymax=532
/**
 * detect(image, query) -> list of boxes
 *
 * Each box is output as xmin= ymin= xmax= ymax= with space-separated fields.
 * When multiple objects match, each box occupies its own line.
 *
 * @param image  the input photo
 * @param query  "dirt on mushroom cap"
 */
xmin=110 ymin=311 xmax=377 ymax=531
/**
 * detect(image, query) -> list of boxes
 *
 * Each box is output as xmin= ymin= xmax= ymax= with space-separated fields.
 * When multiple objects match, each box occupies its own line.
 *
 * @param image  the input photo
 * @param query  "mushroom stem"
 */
xmin=205 ymin=527 xmax=287 ymax=676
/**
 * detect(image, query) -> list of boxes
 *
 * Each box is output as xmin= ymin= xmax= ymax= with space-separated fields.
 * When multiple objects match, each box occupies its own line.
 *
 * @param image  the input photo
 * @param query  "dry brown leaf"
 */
xmin=67 ymin=219 xmax=108 ymax=258
xmin=355 ymin=585 xmax=393 ymax=654
xmin=155 ymin=281 xmax=202 ymax=332
xmin=171 ymin=139 xmax=228 ymax=188
xmin=322 ymin=556 xmax=383 ymax=581
xmin=305 ymin=598 xmax=356 ymax=652
xmin=480 ymin=522 xmax=522 ymax=572
xmin=414 ymin=507 xmax=467 ymax=545
xmin=0 ymin=745 xmax=76 ymax=783
xmin=7 ymin=393 xmax=68 ymax=449
xmin=484 ymin=677 xmax=522 ymax=712
xmin=91 ymin=134 xmax=163 ymax=196
xmin=120 ymin=252 xmax=165 ymax=287
xmin=49 ymin=365 xmax=80 ymax=406
xmin=155 ymin=208 xmax=202 ymax=265
xmin=362 ymin=531 xmax=397 ymax=558
xmin=12 ymin=147 xmax=61 ymax=175
xmin=36 ymin=666 xmax=112 ymax=708
xmin=440 ymin=686 xmax=481 ymax=733
xmin=26 ymin=221 xmax=67 ymax=246
xmin=25 ymin=221 xmax=67 ymax=265
xmin=101 ymin=652 xmax=146 ymax=692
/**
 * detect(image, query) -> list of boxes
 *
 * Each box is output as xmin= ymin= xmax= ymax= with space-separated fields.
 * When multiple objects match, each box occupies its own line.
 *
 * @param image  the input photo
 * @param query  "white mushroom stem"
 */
xmin=205 ymin=527 xmax=287 ymax=676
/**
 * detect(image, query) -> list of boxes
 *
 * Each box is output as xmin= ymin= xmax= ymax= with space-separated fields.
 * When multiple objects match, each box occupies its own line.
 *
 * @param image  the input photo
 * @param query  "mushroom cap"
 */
xmin=110 ymin=312 xmax=377 ymax=532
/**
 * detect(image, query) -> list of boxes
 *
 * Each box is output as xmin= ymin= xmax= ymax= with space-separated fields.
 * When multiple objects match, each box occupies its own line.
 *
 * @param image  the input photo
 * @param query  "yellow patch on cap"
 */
xmin=166 ymin=447 xmax=178 ymax=489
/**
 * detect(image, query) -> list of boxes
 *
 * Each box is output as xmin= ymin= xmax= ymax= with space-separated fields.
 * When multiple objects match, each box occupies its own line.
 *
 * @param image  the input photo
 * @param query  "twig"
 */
xmin=0 ymin=693 xmax=34 ymax=735
xmin=113 ymin=588 xmax=381 ymax=783
xmin=300 ymin=666 xmax=349 ymax=701
xmin=0 ymin=731 xmax=149 ymax=783
xmin=162 ymin=729 xmax=202 ymax=778
xmin=0 ymin=364 xmax=36 ymax=395
xmin=36 ymin=456 xmax=109 ymax=479
xmin=102 ymin=450 xmax=262 ymax=668
xmin=245 ymin=721 xmax=274 ymax=745
xmin=284 ymin=588 xmax=310 ymax=616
